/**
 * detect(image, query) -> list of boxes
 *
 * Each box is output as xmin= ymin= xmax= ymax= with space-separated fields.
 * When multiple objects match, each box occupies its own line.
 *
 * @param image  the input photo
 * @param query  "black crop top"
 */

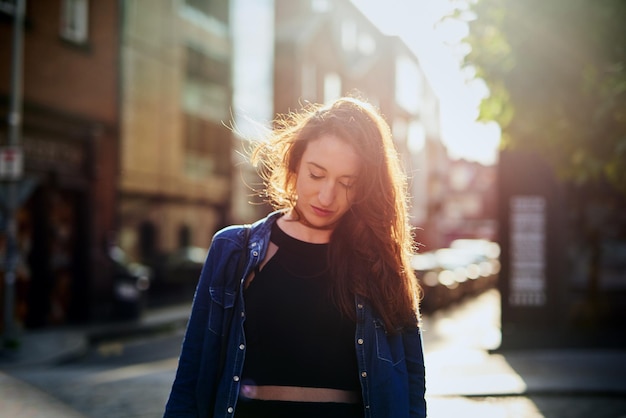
xmin=241 ymin=222 xmax=360 ymax=391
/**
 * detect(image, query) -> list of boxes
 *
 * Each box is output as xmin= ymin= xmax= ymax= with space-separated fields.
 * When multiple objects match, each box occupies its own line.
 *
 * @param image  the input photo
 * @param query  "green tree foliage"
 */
xmin=462 ymin=0 xmax=626 ymax=194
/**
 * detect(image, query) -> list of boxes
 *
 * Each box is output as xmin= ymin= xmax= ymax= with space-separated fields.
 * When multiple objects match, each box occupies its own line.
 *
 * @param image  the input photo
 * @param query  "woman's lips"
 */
xmin=311 ymin=205 xmax=333 ymax=217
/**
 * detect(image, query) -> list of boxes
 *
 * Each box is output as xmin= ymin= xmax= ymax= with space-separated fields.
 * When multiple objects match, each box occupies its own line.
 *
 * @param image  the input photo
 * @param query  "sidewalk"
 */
xmin=0 ymin=371 xmax=87 ymax=418
xmin=0 ymin=304 xmax=192 ymax=418
xmin=425 ymin=346 xmax=626 ymax=397
xmin=420 ymin=289 xmax=626 ymax=397
xmin=1 ymin=289 xmax=626 ymax=417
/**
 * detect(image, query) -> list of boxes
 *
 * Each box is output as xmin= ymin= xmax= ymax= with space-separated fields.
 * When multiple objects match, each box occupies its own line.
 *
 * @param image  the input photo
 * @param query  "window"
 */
xmin=301 ymin=64 xmax=317 ymax=102
xmin=407 ymin=121 xmax=426 ymax=153
xmin=341 ymin=20 xmax=357 ymax=52
xmin=182 ymin=45 xmax=232 ymax=178
xmin=183 ymin=113 xmax=231 ymax=178
xmin=185 ymin=0 xmax=229 ymax=25
xmin=178 ymin=225 xmax=191 ymax=248
xmin=323 ymin=72 xmax=341 ymax=104
xmin=186 ymin=46 xmax=230 ymax=85
xmin=138 ymin=221 xmax=158 ymax=263
xmin=311 ymin=0 xmax=331 ymax=13
xmin=60 ymin=0 xmax=89 ymax=44
xmin=395 ymin=55 xmax=423 ymax=114
xmin=358 ymin=32 xmax=376 ymax=55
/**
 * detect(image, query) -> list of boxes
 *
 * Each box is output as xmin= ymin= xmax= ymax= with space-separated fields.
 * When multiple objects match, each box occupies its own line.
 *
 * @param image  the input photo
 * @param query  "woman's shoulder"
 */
xmin=213 ymin=224 xmax=248 ymax=240
xmin=212 ymin=210 xmax=284 ymax=243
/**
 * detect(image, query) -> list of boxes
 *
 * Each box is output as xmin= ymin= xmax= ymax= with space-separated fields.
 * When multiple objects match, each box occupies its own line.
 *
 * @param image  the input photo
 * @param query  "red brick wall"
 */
xmin=0 ymin=1 xmax=118 ymax=123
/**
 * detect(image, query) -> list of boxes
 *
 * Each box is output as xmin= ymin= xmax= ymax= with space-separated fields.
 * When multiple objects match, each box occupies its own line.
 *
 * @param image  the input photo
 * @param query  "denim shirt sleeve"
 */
xmin=402 ymin=318 xmax=427 ymax=417
xmin=163 ymin=227 xmax=245 ymax=418
xmin=357 ymin=297 xmax=427 ymax=418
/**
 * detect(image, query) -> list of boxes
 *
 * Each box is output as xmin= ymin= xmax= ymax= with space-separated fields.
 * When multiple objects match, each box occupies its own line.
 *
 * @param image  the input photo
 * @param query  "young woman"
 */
xmin=164 ymin=97 xmax=426 ymax=418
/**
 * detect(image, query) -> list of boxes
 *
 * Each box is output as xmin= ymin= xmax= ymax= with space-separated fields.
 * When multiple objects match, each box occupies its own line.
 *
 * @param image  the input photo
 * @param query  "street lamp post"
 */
xmin=2 ymin=0 xmax=26 ymax=349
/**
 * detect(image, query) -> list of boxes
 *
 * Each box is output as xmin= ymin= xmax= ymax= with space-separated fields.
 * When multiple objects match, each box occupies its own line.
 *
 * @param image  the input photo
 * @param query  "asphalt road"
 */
xmin=10 ymin=330 xmax=184 ymax=418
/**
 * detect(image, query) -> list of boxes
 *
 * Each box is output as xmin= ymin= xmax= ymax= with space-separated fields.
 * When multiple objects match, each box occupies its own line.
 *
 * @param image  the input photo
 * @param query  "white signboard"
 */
xmin=509 ymin=195 xmax=547 ymax=306
xmin=0 ymin=146 xmax=23 ymax=180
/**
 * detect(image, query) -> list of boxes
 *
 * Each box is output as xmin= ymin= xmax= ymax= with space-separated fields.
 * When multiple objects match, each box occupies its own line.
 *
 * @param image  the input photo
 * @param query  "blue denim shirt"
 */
xmin=164 ymin=211 xmax=426 ymax=418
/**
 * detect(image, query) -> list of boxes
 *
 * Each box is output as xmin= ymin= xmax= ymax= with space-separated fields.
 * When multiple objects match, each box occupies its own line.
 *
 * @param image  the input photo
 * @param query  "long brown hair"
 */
xmin=251 ymin=97 xmax=421 ymax=330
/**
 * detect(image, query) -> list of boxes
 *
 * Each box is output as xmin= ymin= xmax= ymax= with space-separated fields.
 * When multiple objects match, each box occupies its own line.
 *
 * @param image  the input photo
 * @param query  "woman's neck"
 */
xmin=277 ymin=209 xmax=333 ymax=244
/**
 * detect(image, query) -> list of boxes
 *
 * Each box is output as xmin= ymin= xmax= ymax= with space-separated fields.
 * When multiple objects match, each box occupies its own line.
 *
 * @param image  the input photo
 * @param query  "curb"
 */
xmin=0 ymin=304 xmax=191 ymax=370
xmin=0 ymin=330 xmax=88 ymax=370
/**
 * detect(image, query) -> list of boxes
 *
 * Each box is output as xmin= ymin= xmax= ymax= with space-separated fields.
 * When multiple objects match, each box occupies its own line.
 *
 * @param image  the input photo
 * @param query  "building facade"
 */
xmin=0 ymin=0 xmax=119 ymax=327
xmin=440 ymin=159 xmax=497 ymax=245
xmin=117 ymin=0 xmax=234 ymax=294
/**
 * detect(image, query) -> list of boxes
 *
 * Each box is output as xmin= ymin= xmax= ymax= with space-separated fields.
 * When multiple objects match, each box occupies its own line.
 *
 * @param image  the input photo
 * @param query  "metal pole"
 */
xmin=3 ymin=0 xmax=26 ymax=348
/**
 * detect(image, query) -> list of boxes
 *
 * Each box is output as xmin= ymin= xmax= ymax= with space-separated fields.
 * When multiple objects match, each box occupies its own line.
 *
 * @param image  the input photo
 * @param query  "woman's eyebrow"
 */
xmin=307 ymin=162 xmax=358 ymax=179
xmin=306 ymin=161 xmax=328 ymax=172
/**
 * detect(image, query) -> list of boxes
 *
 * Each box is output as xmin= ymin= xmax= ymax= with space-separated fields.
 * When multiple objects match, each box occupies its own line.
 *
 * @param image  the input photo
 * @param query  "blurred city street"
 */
xmin=422 ymin=290 xmax=626 ymax=418
xmin=1 ymin=0 xmax=626 ymax=416
xmin=2 ymin=287 xmax=626 ymax=417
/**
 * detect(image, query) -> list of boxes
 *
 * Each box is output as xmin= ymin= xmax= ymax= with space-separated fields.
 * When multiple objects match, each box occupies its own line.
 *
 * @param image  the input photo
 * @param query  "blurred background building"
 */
xmin=0 ymin=0 xmax=119 ymax=327
xmin=1 ymin=0 xmax=496 ymax=329
xmin=117 ymin=0 xmax=234 ymax=304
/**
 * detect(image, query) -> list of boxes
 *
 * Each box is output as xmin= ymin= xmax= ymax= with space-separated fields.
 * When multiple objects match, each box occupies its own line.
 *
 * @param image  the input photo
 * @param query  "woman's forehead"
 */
xmin=302 ymin=134 xmax=361 ymax=175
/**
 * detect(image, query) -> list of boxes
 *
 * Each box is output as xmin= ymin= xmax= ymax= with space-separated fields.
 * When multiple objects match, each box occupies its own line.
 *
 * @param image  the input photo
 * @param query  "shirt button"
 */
xmin=227 ymin=407 xmax=234 ymax=413
xmin=357 ymin=338 xmax=364 ymax=345
xmin=233 ymin=376 xmax=240 ymax=382
xmin=252 ymin=250 xmax=259 ymax=257
xmin=357 ymin=303 xmax=364 ymax=309
xmin=361 ymin=371 xmax=367 ymax=378
xmin=239 ymin=344 xmax=245 ymax=350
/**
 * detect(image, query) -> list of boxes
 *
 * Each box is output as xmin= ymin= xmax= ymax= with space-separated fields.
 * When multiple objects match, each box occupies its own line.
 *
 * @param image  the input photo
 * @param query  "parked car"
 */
xmin=109 ymin=245 xmax=151 ymax=320
xmin=162 ymin=246 xmax=208 ymax=284
xmin=412 ymin=239 xmax=501 ymax=313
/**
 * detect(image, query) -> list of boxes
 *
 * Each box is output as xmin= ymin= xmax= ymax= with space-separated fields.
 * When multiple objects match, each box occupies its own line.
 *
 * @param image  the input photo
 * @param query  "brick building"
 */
xmin=0 ymin=0 xmax=119 ymax=327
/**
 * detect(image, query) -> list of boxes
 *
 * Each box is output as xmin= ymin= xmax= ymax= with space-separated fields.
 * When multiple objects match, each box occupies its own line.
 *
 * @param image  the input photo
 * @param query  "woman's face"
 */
xmin=294 ymin=134 xmax=361 ymax=229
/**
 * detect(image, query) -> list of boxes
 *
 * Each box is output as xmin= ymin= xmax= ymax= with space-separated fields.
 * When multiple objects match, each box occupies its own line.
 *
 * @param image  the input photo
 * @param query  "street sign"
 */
xmin=0 ymin=146 xmax=23 ymax=180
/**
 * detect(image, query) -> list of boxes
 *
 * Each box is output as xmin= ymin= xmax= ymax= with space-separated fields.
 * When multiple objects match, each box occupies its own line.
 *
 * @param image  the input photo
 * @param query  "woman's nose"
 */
xmin=318 ymin=182 xmax=335 ymax=206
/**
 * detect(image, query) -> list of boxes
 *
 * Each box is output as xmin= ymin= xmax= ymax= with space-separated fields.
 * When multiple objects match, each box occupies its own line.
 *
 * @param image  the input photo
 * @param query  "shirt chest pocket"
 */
xmin=208 ymin=286 xmax=236 ymax=335
xmin=373 ymin=319 xmax=405 ymax=366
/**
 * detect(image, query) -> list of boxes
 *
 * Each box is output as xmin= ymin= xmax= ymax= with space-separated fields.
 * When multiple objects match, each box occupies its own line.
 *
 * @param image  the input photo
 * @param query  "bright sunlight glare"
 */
xmin=351 ymin=0 xmax=501 ymax=165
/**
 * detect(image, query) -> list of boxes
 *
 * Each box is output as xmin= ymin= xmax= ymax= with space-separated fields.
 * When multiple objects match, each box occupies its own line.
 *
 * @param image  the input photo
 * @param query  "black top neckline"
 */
xmin=271 ymin=221 xmax=329 ymax=247
xmin=269 ymin=222 xmax=329 ymax=279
